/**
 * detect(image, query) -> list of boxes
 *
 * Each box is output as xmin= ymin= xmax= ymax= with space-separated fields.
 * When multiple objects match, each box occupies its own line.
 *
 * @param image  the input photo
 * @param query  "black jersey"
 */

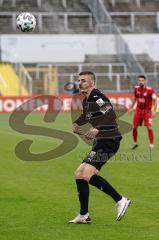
xmin=74 ymin=88 xmax=121 ymax=140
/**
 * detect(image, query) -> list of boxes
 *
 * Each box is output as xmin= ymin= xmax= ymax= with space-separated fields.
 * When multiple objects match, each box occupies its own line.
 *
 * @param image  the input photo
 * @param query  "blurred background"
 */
xmin=0 ymin=0 xmax=159 ymax=99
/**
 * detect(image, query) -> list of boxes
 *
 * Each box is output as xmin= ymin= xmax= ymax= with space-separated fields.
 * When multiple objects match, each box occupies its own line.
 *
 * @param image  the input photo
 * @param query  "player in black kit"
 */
xmin=69 ymin=71 xmax=131 ymax=224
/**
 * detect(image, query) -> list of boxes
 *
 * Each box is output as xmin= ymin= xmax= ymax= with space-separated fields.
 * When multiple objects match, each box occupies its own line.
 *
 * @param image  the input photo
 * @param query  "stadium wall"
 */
xmin=1 ymin=34 xmax=159 ymax=62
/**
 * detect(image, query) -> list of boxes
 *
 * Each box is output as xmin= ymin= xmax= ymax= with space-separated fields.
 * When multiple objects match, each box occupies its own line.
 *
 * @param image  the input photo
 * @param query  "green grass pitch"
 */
xmin=0 ymin=112 xmax=159 ymax=240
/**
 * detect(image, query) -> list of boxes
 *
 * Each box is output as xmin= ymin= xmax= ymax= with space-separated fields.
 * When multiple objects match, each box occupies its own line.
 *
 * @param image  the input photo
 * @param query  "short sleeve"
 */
xmin=149 ymin=88 xmax=156 ymax=99
xmin=95 ymin=94 xmax=113 ymax=114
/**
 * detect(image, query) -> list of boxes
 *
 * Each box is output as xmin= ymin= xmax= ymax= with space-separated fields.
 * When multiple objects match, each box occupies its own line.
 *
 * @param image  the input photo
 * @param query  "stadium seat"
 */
xmin=0 ymin=63 xmax=28 ymax=96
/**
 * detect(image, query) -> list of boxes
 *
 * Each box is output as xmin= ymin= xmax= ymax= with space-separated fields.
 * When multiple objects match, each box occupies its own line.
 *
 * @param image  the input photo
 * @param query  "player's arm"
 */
xmin=129 ymin=97 xmax=136 ymax=113
xmin=85 ymin=96 xmax=112 ymax=140
xmin=84 ymin=126 xmax=119 ymax=140
xmin=72 ymin=98 xmax=89 ymax=135
xmin=129 ymin=87 xmax=137 ymax=113
xmin=74 ymin=112 xmax=88 ymax=125
xmin=151 ymin=93 xmax=157 ymax=117
xmin=72 ymin=114 xmax=87 ymax=135
xmin=73 ymin=112 xmax=88 ymax=135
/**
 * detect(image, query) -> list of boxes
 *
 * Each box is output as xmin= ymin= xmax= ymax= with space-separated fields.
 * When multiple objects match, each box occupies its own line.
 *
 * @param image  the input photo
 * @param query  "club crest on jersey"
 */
xmin=86 ymin=112 xmax=92 ymax=120
xmin=96 ymin=98 xmax=105 ymax=107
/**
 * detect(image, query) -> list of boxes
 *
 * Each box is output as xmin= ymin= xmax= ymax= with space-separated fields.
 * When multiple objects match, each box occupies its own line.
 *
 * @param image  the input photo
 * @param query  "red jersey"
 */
xmin=134 ymin=85 xmax=156 ymax=113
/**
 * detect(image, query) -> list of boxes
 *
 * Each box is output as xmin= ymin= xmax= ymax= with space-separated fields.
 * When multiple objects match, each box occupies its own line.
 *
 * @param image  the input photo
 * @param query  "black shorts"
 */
xmin=82 ymin=137 xmax=121 ymax=170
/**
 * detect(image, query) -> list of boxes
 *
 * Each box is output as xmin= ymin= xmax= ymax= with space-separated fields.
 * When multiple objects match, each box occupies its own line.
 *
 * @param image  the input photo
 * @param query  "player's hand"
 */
xmin=72 ymin=123 xmax=83 ymax=135
xmin=152 ymin=111 xmax=156 ymax=118
xmin=84 ymin=128 xmax=99 ymax=140
xmin=129 ymin=108 xmax=134 ymax=115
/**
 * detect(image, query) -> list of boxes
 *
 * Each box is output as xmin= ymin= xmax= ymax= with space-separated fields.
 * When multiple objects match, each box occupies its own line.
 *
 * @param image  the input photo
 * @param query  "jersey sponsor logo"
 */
xmin=96 ymin=98 xmax=105 ymax=107
xmin=93 ymin=95 xmax=99 ymax=98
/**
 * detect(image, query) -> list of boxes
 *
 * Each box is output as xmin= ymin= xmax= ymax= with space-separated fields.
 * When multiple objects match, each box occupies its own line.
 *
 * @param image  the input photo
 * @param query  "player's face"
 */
xmin=78 ymin=75 xmax=94 ymax=94
xmin=138 ymin=77 xmax=146 ymax=87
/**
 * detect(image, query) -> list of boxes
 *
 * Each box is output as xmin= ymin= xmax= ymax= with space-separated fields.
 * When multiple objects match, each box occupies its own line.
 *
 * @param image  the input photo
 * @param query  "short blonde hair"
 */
xmin=79 ymin=71 xmax=96 ymax=83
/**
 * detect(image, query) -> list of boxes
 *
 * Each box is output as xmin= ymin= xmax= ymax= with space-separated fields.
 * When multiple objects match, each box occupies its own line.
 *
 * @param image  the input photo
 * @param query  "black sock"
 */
xmin=89 ymin=175 xmax=122 ymax=203
xmin=76 ymin=179 xmax=89 ymax=215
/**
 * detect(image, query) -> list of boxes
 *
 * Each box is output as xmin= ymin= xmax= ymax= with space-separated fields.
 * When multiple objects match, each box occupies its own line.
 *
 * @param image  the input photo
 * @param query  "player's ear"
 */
xmin=91 ymin=79 xmax=95 ymax=86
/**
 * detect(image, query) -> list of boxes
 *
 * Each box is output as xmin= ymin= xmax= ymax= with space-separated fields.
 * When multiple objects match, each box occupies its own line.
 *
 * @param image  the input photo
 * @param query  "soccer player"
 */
xmin=130 ymin=75 xmax=157 ymax=150
xmin=69 ymin=71 xmax=131 ymax=224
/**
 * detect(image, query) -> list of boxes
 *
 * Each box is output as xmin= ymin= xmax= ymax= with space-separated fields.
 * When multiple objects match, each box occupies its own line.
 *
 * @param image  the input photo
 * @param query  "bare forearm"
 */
xmin=131 ymin=99 xmax=136 ymax=109
xmin=152 ymin=99 xmax=157 ymax=113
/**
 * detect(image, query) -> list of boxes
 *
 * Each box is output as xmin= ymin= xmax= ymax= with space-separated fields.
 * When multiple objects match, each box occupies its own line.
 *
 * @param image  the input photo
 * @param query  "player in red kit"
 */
xmin=129 ymin=75 xmax=157 ymax=149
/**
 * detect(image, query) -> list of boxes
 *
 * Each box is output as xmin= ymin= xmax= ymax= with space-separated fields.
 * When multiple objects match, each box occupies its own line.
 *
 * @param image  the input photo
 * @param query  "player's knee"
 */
xmin=82 ymin=172 xmax=95 ymax=182
xmin=82 ymin=174 xmax=89 ymax=182
xmin=74 ymin=170 xmax=89 ymax=181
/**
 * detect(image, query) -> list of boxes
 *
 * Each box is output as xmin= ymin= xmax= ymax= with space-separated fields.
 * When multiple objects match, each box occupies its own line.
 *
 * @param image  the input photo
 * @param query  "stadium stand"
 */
xmin=23 ymin=65 xmax=58 ymax=94
xmin=0 ymin=63 xmax=28 ymax=95
xmin=0 ymin=0 xmax=159 ymax=95
xmin=104 ymin=0 xmax=159 ymax=33
xmin=0 ymin=0 xmax=94 ymax=33
xmin=0 ymin=0 xmax=159 ymax=34
xmin=23 ymin=60 xmax=128 ymax=94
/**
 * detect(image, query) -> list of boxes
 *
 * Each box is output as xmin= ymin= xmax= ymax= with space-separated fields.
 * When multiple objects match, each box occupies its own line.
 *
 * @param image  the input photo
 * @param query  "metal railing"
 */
xmin=13 ymin=63 xmax=159 ymax=93
xmin=0 ymin=12 xmax=93 ymax=32
xmin=87 ymin=0 xmax=145 ymax=84
xmin=110 ymin=0 xmax=141 ymax=8
xmin=88 ymin=0 xmax=112 ymax=24
xmin=35 ymin=63 xmax=128 ymax=93
xmin=32 ymin=63 xmax=159 ymax=93
xmin=14 ymin=63 xmax=33 ymax=95
xmin=110 ymin=0 xmax=159 ymax=9
xmin=110 ymin=12 xmax=159 ymax=32
xmin=57 ymin=72 xmax=159 ymax=93
xmin=28 ymin=63 xmax=129 ymax=93
xmin=0 ymin=0 xmax=42 ymax=7
xmin=0 ymin=0 xmax=68 ymax=8
xmin=36 ymin=62 xmax=128 ymax=77
xmin=0 ymin=48 xmax=33 ymax=95
xmin=154 ymin=62 xmax=159 ymax=75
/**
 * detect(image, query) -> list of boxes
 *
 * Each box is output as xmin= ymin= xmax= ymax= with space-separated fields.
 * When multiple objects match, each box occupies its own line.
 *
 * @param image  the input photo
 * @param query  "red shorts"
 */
xmin=133 ymin=111 xmax=152 ymax=127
